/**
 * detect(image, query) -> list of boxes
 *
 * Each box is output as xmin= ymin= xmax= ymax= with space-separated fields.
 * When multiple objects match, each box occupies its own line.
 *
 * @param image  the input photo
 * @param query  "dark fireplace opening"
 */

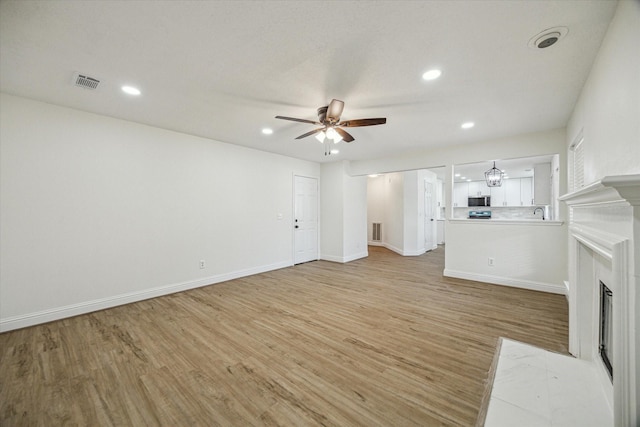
xmin=599 ymin=280 xmax=613 ymax=381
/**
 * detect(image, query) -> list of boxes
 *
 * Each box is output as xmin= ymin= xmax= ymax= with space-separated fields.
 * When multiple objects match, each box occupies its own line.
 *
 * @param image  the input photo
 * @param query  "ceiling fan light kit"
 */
xmin=275 ymin=99 xmax=386 ymax=156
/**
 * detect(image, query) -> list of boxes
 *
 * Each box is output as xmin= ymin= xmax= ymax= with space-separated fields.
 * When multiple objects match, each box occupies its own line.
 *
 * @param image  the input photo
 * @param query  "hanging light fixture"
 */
xmin=485 ymin=161 xmax=504 ymax=187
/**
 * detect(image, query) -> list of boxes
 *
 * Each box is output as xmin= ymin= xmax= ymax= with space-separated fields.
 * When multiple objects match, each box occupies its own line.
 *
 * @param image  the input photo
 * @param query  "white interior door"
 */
xmin=294 ymin=176 xmax=318 ymax=264
xmin=424 ymin=178 xmax=437 ymax=251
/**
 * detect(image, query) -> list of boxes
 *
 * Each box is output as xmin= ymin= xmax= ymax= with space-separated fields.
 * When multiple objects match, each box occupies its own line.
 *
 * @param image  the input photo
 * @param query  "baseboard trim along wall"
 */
xmin=382 ymin=243 xmax=426 ymax=257
xmin=321 ymin=251 xmax=368 ymax=263
xmin=0 ymin=260 xmax=291 ymax=332
xmin=443 ymin=269 xmax=567 ymax=295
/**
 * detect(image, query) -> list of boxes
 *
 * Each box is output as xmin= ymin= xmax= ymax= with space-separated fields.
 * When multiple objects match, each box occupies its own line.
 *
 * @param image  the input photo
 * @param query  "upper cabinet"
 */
xmin=453 ymin=182 xmax=469 ymax=207
xmin=520 ymin=177 xmax=533 ymax=207
xmin=454 ymin=156 xmax=558 ymax=209
xmin=533 ymin=163 xmax=551 ymax=205
xmin=489 ymin=177 xmax=532 ymax=206
xmin=468 ymin=180 xmax=489 ymax=197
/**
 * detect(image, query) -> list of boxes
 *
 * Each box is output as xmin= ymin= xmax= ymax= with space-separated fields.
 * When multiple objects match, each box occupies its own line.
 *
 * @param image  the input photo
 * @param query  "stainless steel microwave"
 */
xmin=468 ymin=196 xmax=491 ymax=207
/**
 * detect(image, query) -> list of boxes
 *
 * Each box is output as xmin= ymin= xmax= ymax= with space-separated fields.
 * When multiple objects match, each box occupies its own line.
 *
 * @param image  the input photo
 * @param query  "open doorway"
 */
xmin=366 ymin=166 xmax=446 ymax=256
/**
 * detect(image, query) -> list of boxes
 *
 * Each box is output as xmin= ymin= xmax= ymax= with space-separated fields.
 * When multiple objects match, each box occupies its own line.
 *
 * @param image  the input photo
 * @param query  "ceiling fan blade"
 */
xmin=338 ymin=118 xmax=387 ymax=127
xmin=275 ymin=116 xmax=321 ymax=125
xmin=295 ymin=127 xmax=325 ymax=140
xmin=334 ymin=127 xmax=355 ymax=143
xmin=325 ymin=99 xmax=344 ymax=123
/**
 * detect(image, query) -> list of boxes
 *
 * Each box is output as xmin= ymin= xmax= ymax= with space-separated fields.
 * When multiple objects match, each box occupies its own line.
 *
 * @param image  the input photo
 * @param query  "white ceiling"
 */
xmin=0 ymin=1 xmax=617 ymax=163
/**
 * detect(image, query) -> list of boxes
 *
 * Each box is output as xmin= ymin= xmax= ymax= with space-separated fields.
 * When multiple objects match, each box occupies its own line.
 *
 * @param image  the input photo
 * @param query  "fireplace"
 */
xmin=599 ymin=280 xmax=613 ymax=381
xmin=560 ymin=175 xmax=640 ymax=427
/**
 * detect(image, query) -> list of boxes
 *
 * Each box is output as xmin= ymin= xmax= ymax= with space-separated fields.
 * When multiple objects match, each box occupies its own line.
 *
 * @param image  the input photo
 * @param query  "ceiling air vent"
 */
xmin=72 ymin=73 xmax=100 ymax=90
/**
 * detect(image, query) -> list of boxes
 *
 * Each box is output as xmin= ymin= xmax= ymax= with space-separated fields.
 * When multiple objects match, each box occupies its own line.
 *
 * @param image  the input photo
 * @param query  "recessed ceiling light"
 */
xmin=331 ymin=149 xmax=339 ymax=155
xmin=461 ymin=176 xmax=467 ymax=180
xmin=455 ymin=173 xmax=461 ymax=177
xmin=422 ymin=69 xmax=442 ymax=81
xmin=466 ymin=179 xmax=472 ymax=182
xmin=369 ymin=174 xmax=379 ymax=178
xmin=121 ymin=85 xmax=141 ymax=96
xmin=461 ymin=122 xmax=475 ymax=129
xmin=261 ymin=128 xmax=273 ymax=135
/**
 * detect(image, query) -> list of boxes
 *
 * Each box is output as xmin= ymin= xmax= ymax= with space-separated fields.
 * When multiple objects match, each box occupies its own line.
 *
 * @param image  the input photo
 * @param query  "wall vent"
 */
xmin=73 ymin=73 xmax=100 ymax=90
xmin=372 ymin=222 xmax=382 ymax=242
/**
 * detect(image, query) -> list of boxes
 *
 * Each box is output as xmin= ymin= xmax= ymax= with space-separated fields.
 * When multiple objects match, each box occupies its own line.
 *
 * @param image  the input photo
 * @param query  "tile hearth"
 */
xmin=484 ymin=338 xmax=612 ymax=427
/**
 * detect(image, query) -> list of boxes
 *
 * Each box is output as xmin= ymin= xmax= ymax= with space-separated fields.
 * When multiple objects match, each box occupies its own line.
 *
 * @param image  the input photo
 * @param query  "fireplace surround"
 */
xmin=600 ymin=280 xmax=613 ymax=381
xmin=560 ymin=175 xmax=640 ymax=427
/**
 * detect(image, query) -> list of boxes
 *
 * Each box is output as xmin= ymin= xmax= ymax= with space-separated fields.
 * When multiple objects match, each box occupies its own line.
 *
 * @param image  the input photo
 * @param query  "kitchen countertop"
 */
xmin=449 ymin=219 xmax=564 ymax=225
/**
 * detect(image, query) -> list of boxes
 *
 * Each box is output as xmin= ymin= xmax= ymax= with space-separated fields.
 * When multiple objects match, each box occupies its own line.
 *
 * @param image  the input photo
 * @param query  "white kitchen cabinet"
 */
xmin=490 ymin=178 xmax=531 ymax=206
xmin=533 ymin=163 xmax=551 ymax=205
xmin=490 ymin=185 xmax=506 ymax=206
xmin=505 ymin=179 xmax=521 ymax=206
xmin=468 ymin=181 xmax=489 ymax=197
xmin=453 ymin=182 xmax=468 ymax=207
xmin=520 ymin=177 xmax=533 ymax=206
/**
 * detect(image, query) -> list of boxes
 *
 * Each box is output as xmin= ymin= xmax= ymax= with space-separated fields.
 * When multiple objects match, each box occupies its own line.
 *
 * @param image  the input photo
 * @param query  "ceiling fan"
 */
xmin=275 ymin=99 xmax=386 ymax=155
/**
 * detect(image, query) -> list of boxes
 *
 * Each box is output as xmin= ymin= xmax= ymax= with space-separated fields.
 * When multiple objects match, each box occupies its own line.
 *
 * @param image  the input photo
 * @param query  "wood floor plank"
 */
xmin=0 ymin=246 xmax=568 ymax=426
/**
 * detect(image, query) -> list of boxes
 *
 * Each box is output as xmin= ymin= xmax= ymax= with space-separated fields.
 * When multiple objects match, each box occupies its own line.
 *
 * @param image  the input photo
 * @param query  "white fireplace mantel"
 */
xmin=560 ymin=174 xmax=640 ymax=207
xmin=560 ymin=174 xmax=640 ymax=427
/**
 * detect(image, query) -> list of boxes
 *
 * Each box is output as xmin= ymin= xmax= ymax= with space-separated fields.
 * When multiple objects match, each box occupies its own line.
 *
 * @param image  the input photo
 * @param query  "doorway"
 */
xmin=424 ymin=176 xmax=437 ymax=251
xmin=366 ymin=167 xmax=444 ymax=256
xmin=293 ymin=175 xmax=318 ymax=264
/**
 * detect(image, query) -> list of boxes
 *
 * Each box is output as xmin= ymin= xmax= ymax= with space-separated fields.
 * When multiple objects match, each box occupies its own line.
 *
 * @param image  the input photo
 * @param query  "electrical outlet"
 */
xmin=488 ymin=257 xmax=495 ymax=267
xmin=199 ymin=260 xmax=206 ymax=269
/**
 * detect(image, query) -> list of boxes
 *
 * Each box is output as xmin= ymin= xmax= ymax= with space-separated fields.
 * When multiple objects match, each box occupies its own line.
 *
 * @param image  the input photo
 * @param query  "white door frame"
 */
xmin=292 ymin=174 xmax=319 ymax=264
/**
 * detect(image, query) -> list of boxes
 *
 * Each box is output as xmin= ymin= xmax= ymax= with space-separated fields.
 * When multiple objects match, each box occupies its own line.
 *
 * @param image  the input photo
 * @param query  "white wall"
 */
xmin=403 ymin=171 xmax=421 ymax=255
xmin=0 ymin=93 xmax=319 ymax=330
xmin=366 ymin=170 xmax=436 ymax=256
xmin=563 ymin=2 xmax=640 ymax=422
xmin=385 ymin=172 xmax=405 ymax=253
xmin=320 ymin=161 xmax=344 ymax=261
xmin=444 ymin=222 xmax=567 ymax=294
xmin=566 ymin=0 xmax=640 ymax=183
xmin=366 ymin=175 xmax=385 ymax=242
xmin=320 ymin=161 xmax=368 ymax=262
xmin=349 ymin=129 xmax=566 ymax=179
xmin=343 ymin=172 xmax=368 ymax=262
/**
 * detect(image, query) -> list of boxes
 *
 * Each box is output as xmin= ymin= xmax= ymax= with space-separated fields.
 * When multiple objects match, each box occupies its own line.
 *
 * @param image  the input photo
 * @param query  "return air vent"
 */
xmin=372 ymin=222 xmax=382 ymax=242
xmin=72 ymin=73 xmax=100 ymax=90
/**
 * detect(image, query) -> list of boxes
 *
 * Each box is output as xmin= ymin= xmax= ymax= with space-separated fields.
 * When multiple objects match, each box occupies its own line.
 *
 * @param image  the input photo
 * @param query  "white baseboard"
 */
xmin=321 ymin=251 xmax=368 ymax=263
xmin=443 ymin=269 xmax=567 ymax=295
xmin=0 ymin=261 xmax=291 ymax=332
xmin=383 ymin=243 xmax=426 ymax=257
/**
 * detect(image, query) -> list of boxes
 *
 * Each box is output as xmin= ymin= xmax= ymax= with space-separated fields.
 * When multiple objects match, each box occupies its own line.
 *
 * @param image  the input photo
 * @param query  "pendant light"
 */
xmin=485 ymin=161 xmax=504 ymax=187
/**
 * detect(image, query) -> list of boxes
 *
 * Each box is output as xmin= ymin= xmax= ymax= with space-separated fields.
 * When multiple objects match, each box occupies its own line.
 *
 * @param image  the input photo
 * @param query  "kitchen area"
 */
xmin=443 ymin=152 xmax=567 ymax=295
xmin=451 ymin=154 xmax=559 ymax=222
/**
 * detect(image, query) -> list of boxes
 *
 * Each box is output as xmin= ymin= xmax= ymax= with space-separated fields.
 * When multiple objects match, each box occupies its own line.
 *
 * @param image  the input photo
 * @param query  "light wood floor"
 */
xmin=0 ymin=246 xmax=568 ymax=426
